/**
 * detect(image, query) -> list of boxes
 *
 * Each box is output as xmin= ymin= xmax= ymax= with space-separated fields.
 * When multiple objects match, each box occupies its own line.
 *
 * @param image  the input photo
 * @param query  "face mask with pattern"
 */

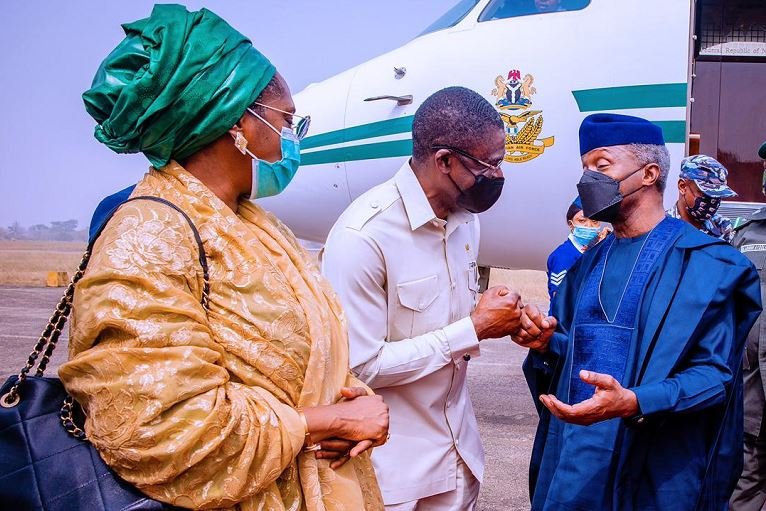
xmin=687 ymin=195 xmax=720 ymax=222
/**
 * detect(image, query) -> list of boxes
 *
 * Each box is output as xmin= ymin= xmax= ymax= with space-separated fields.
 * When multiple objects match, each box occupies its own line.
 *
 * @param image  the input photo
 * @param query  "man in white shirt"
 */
xmin=322 ymin=87 xmax=524 ymax=510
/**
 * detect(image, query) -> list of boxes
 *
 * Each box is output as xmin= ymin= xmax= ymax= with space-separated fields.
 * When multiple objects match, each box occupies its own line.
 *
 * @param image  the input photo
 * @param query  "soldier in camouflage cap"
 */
xmin=666 ymin=154 xmax=737 ymax=242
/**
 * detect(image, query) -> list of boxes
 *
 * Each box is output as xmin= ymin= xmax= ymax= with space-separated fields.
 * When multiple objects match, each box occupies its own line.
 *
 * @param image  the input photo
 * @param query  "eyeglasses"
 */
xmin=251 ymin=102 xmax=311 ymax=141
xmin=432 ymin=145 xmax=503 ymax=177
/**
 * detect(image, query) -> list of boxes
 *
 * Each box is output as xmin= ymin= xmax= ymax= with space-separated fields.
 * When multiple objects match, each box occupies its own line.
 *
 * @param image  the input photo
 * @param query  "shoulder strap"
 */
xmin=117 ymin=196 xmax=210 ymax=309
xmin=0 ymin=196 xmax=210 ymax=408
xmin=87 ymin=195 xmax=209 ymax=308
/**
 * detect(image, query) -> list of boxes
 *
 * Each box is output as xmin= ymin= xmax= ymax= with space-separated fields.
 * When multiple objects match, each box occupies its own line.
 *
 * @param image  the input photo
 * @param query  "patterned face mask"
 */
xmin=687 ymin=195 xmax=720 ymax=222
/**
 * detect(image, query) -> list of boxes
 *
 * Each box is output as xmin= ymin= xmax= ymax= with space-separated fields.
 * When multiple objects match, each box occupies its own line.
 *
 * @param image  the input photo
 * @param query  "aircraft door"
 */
xmin=343 ymin=53 xmax=420 ymax=199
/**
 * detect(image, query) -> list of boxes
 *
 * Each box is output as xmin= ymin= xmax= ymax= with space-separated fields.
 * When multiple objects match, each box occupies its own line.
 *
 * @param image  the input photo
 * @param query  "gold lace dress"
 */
xmin=59 ymin=162 xmax=383 ymax=510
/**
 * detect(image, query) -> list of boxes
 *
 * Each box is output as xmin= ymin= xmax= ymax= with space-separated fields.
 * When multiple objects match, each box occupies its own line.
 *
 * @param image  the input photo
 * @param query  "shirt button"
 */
xmin=370 ymin=201 xmax=379 ymax=209
xmin=455 ymin=439 xmax=460 ymax=447
xmin=447 ymin=401 xmax=452 ymax=407
xmin=463 ymin=353 xmax=471 ymax=361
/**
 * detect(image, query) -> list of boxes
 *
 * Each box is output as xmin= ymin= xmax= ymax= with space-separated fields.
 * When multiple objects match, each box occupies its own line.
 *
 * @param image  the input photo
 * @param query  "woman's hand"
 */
xmin=332 ymin=386 xmax=389 ymax=443
xmin=315 ymin=438 xmax=357 ymax=469
xmin=324 ymin=388 xmax=390 ymax=469
xmin=302 ymin=387 xmax=389 ymax=468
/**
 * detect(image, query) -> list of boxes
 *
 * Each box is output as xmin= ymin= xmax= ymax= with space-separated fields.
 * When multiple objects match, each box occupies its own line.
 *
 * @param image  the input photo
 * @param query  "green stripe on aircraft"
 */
xmin=301 ymin=139 xmax=413 ymax=166
xmin=299 ymin=84 xmax=688 ymax=165
xmin=300 ymin=119 xmax=684 ymax=166
xmin=301 ymin=115 xmax=414 ymax=149
xmin=572 ymin=83 xmax=687 ymax=112
xmin=653 ymin=120 xmax=686 ymax=144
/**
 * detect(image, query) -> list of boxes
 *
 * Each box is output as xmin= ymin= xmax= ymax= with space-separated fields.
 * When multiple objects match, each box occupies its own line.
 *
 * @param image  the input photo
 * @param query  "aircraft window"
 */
xmin=420 ymin=0 xmax=481 ymax=36
xmin=479 ymin=0 xmax=590 ymax=21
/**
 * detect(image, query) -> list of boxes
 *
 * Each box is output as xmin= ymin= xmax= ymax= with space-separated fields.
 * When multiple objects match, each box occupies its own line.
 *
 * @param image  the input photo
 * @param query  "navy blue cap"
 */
xmin=759 ymin=141 xmax=766 ymax=160
xmin=579 ymin=113 xmax=665 ymax=156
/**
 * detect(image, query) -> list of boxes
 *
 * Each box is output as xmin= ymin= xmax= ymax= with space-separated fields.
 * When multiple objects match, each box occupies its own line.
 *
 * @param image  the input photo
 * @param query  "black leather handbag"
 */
xmin=0 ymin=196 xmax=209 ymax=510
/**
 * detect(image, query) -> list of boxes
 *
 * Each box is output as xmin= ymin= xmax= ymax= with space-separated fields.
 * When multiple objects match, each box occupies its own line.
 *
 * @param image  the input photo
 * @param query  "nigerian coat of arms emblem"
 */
xmin=491 ymin=69 xmax=555 ymax=163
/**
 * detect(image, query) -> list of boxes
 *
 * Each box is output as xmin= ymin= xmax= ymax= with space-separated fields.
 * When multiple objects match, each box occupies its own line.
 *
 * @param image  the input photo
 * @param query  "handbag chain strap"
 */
xmin=0 ymin=196 xmax=209 ymax=417
xmin=0 ymin=251 xmax=90 ymax=409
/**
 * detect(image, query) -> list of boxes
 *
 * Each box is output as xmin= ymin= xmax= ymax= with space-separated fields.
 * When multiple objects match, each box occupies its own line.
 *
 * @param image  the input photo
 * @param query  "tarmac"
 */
xmin=0 ymin=286 xmax=537 ymax=510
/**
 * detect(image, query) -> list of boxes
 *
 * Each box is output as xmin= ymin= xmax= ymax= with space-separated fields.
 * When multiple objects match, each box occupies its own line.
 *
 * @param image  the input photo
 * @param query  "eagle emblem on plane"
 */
xmin=491 ymin=69 xmax=554 ymax=163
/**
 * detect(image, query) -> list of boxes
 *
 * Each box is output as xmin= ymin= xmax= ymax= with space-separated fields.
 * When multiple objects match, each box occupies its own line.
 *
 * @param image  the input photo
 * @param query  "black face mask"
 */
xmin=576 ymin=167 xmax=644 ymax=223
xmin=450 ymin=173 xmax=505 ymax=214
xmin=687 ymin=195 xmax=720 ymax=222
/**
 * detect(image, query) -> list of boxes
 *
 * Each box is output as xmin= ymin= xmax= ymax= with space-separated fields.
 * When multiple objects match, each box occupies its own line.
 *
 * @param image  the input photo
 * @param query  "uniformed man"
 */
xmin=322 ymin=87 xmax=523 ymax=510
xmin=666 ymin=154 xmax=737 ymax=242
xmin=546 ymin=196 xmax=606 ymax=311
xmin=730 ymin=140 xmax=766 ymax=511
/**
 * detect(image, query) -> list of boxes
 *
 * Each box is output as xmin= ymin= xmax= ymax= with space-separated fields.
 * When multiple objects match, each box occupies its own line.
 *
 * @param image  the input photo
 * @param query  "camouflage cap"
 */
xmin=679 ymin=155 xmax=737 ymax=198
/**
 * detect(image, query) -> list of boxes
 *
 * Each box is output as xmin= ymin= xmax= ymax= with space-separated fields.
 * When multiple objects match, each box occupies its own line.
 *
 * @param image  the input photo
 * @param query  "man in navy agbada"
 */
xmin=515 ymin=113 xmax=762 ymax=510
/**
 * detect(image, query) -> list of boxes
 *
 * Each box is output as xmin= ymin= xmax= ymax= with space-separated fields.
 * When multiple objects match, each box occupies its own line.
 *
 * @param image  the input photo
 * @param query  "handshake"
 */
xmin=470 ymin=286 xmax=557 ymax=352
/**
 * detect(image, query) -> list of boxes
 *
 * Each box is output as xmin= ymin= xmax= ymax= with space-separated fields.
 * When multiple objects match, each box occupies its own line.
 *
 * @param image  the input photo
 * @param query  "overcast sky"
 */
xmin=0 ymin=0 xmax=451 ymax=228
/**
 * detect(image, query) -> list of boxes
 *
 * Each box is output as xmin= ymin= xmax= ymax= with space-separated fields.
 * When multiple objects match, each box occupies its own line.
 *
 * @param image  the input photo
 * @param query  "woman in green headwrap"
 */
xmin=59 ymin=5 xmax=387 ymax=510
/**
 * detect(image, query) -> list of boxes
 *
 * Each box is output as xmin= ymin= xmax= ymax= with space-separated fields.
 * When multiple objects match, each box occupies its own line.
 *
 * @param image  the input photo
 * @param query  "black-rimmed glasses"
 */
xmin=432 ymin=145 xmax=503 ymax=176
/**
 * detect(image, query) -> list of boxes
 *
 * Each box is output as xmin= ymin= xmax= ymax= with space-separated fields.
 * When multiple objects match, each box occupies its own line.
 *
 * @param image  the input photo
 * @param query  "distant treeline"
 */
xmin=0 ymin=220 xmax=88 ymax=242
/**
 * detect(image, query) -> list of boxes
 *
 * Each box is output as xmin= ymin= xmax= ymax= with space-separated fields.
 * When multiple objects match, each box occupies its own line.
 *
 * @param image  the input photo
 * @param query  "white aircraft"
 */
xmin=260 ymin=0 xmax=766 ymax=271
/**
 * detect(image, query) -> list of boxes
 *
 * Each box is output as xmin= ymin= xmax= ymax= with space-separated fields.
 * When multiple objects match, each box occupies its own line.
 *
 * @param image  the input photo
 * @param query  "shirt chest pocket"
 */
xmin=395 ymin=275 xmax=440 ymax=338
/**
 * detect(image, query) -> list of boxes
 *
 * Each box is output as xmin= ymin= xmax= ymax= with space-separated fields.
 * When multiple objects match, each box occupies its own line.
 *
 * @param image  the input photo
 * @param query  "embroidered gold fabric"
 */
xmin=59 ymin=162 xmax=383 ymax=510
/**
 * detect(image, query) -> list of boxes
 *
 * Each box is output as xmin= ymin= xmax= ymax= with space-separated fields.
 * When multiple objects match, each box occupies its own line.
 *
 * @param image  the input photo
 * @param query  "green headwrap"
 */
xmin=83 ymin=4 xmax=276 ymax=168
